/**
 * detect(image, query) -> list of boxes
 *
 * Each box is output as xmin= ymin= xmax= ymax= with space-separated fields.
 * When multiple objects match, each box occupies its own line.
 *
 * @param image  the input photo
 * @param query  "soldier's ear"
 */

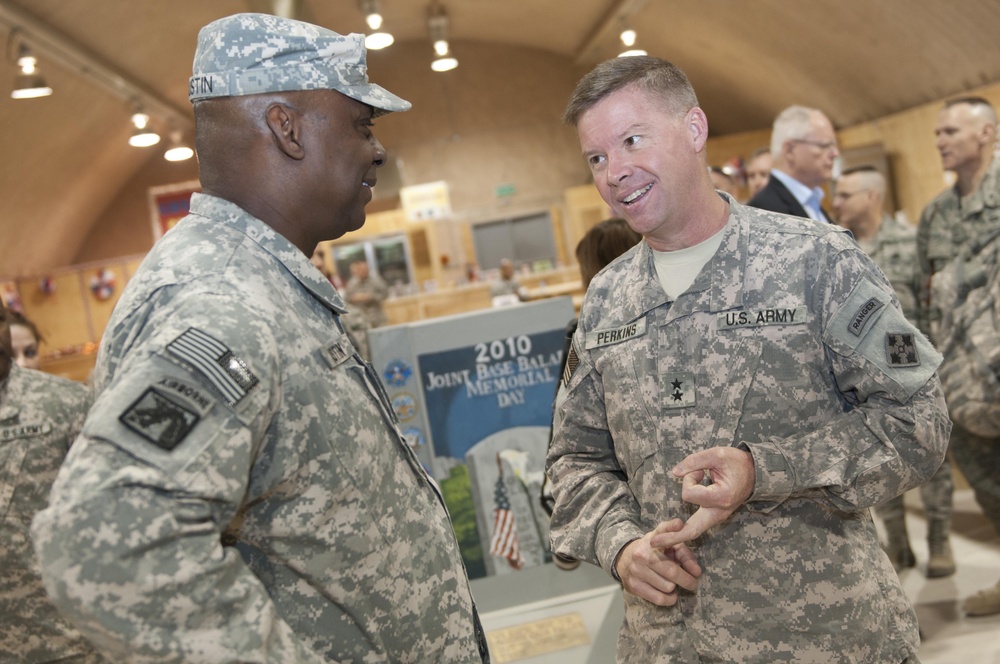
xmin=265 ymin=102 xmax=305 ymax=160
xmin=686 ymin=107 xmax=709 ymax=152
xmin=981 ymin=121 xmax=998 ymax=147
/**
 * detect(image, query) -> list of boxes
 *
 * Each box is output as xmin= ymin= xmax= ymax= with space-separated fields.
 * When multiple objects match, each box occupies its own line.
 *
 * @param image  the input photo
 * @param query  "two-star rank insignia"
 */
xmin=885 ymin=332 xmax=920 ymax=367
xmin=664 ymin=373 xmax=696 ymax=409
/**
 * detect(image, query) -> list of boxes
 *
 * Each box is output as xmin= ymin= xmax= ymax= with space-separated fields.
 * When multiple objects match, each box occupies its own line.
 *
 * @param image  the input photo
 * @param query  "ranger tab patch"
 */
xmin=167 ymin=328 xmax=259 ymax=405
xmin=585 ymin=318 xmax=647 ymax=350
xmin=885 ymin=332 xmax=920 ymax=367
xmin=120 ymin=388 xmax=200 ymax=451
xmin=849 ymin=297 xmax=885 ymax=337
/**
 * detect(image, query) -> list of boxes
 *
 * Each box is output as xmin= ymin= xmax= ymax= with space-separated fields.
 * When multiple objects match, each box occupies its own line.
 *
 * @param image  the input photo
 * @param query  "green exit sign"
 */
xmin=495 ymin=183 xmax=516 ymax=198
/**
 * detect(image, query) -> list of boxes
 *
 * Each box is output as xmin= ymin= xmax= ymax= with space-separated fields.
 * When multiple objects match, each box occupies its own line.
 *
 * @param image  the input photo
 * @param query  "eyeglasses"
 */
xmin=833 ymin=189 xmax=869 ymax=201
xmin=791 ymin=138 xmax=839 ymax=152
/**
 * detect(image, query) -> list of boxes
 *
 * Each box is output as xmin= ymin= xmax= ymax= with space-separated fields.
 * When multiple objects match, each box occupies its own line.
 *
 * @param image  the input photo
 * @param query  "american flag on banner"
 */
xmin=489 ymin=475 xmax=524 ymax=570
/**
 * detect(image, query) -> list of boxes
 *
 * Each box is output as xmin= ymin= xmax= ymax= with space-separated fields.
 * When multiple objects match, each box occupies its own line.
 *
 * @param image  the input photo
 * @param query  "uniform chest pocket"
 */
xmin=657 ymin=335 xmax=763 ymax=460
xmin=592 ymin=339 xmax=659 ymax=480
xmin=290 ymin=336 xmax=409 ymax=498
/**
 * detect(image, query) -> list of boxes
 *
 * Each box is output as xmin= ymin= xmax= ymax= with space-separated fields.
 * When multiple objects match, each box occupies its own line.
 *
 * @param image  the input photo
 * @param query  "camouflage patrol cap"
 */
xmin=189 ymin=13 xmax=410 ymax=116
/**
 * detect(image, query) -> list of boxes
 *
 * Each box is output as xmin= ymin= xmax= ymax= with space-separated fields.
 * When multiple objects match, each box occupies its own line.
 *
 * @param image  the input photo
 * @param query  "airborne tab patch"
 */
xmin=585 ymin=318 xmax=647 ymax=350
xmin=120 ymin=388 xmax=199 ymax=451
xmin=167 ymin=328 xmax=258 ymax=405
xmin=885 ymin=332 xmax=920 ymax=367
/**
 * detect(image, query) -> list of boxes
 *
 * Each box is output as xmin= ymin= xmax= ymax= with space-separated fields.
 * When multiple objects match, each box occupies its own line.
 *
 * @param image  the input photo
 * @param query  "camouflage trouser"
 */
xmin=949 ymin=422 xmax=1000 ymax=535
xmin=876 ymin=455 xmax=954 ymax=522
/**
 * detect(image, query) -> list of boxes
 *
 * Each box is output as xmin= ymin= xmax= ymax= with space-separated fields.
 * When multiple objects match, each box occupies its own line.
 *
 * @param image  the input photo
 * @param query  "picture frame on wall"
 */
xmin=148 ymin=179 xmax=202 ymax=242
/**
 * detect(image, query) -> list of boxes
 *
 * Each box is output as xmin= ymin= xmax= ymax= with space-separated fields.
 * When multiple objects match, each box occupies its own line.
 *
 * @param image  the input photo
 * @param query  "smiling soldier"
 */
xmin=31 ymin=13 xmax=489 ymax=664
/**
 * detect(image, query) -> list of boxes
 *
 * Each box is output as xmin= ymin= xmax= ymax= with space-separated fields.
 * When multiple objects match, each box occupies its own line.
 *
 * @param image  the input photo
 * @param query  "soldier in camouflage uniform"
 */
xmin=833 ymin=165 xmax=956 ymax=577
xmin=547 ymin=56 xmax=950 ymax=663
xmin=0 ymin=299 xmax=104 ymax=663
xmin=30 ymin=14 xmax=489 ymax=663
xmin=916 ymin=96 xmax=1000 ymax=617
xmin=343 ymin=259 xmax=389 ymax=360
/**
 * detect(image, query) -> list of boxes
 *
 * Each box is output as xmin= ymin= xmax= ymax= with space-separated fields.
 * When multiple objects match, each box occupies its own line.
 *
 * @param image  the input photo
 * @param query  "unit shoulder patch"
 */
xmin=120 ymin=387 xmax=200 ymax=451
xmin=885 ymin=332 xmax=920 ymax=367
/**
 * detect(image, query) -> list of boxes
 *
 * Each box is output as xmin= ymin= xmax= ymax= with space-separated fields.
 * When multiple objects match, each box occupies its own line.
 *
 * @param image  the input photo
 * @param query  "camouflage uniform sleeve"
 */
xmin=914 ymin=203 xmax=935 ymax=334
xmin=545 ymin=322 xmax=645 ymax=579
xmin=30 ymin=293 xmax=329 ymax=664
xmin=372 ymin=275 xmax=389 ymax=302
xmin=746 ymin=243 xmax=952 ymax=513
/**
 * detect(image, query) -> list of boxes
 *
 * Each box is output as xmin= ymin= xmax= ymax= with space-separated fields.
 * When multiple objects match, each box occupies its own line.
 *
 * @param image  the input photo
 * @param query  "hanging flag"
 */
xmin=489 ymin=475 xmax=523 ymax=570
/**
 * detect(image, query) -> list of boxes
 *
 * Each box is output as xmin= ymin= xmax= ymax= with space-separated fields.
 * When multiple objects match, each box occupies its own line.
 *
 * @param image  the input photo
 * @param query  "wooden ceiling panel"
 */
xmin=0 ymin=0 xmax=998 ymax=277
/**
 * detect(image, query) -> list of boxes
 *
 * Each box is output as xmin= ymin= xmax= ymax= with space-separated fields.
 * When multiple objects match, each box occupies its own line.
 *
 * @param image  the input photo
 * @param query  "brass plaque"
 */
xmin=486 ymin=612 xmax=591 ymax=663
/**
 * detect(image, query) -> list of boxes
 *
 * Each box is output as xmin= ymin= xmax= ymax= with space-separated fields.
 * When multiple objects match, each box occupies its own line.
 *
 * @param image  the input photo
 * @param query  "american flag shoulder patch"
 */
xmin=167 ymin=327 xmax=259 ymax=405
xmin=562 ymin=345 xmax=579 ymax=386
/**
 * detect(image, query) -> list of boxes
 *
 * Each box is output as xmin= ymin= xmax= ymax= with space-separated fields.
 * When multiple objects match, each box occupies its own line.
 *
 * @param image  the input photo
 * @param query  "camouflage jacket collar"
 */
xmin=620 ymin=204 xmax=749 ymax=321
xmin=954 ymin=157 xmax=1000 ymax=215
xmin=189 ymin=193 xmax=348 ymax=315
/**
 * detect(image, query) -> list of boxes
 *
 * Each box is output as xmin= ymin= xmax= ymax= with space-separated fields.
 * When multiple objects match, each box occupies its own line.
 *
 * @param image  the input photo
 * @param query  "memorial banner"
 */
xmin=370 ymin=298 xmax=573 ymax=578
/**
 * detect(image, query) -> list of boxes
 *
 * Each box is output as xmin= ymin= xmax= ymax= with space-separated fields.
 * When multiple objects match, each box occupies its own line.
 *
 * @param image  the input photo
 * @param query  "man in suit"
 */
xmin=748 ymin=105 xmax=838 ymax=222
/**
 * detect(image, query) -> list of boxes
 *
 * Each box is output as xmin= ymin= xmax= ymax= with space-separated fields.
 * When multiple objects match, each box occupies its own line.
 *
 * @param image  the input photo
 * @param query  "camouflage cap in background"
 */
xmin=189 ymin=12 xmax=411 ymax=116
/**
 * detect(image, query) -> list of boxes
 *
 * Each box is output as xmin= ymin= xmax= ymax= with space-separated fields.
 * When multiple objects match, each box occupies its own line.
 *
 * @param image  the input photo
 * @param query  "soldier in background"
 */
xmin=344 ymin=259 xmax=389 ymax=327
xmin=917 ymin=96 xmax=1000 ymax=616
xmin=489 ymin=258 xmax=526 ymax=300
xmin=8 ymin=310 xmax=43 ymax=370
xmin=31 ymin=13 xmax=488 ymax=663
xmin=343 ymin=259 xmax=389 ymax=360
xmin=832 ymin=165 xmax=956 ymax=577
xmin=744 ymin=146 xmax=772 ymax=200
xmin=0 ymin=298 xmax=103 ymax=663
xmin=547 ymin=55 xmax=950 ymax=662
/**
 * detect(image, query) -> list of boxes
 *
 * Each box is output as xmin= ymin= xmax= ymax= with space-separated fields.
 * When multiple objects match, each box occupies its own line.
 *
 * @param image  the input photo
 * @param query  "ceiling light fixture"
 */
xmin=359 ymin=0 xmax=394 ymax=50
xmin=428 ymin=6 xmax=457 ymax=72
xmin=10 ymin=42 xmax=52 ymax=99
xmin=163 ymin=130 xmax=194 ymax=161
xmin=128 ymin=110 xmax=160 ymax=147
xmin=0 ymin=6 xmax=192 ymax=135
xmin=617 ymin=17 xmax=647 ymax=58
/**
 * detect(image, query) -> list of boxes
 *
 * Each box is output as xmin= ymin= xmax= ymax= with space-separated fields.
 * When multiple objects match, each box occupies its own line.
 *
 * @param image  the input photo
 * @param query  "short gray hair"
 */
xmin=839 ymin=165 xmax=886 ymax=200
xmin=770 ymin=105 xmax=822 ymax=155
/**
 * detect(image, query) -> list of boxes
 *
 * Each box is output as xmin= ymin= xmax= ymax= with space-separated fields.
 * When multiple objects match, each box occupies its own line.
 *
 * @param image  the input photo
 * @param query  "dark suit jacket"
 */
xmin=747 ymin=174 xmax=832 ymax=222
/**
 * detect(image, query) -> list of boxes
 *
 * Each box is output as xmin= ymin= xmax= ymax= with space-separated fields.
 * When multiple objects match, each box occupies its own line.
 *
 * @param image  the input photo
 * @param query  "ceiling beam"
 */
xmin=0 ymin=0 xmax=192 ymax=132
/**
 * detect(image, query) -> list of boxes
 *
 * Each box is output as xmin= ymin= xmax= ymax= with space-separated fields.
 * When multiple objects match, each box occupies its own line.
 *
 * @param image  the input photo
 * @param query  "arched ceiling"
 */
xmin=1 ymin=0 xmax=999 ymax=278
